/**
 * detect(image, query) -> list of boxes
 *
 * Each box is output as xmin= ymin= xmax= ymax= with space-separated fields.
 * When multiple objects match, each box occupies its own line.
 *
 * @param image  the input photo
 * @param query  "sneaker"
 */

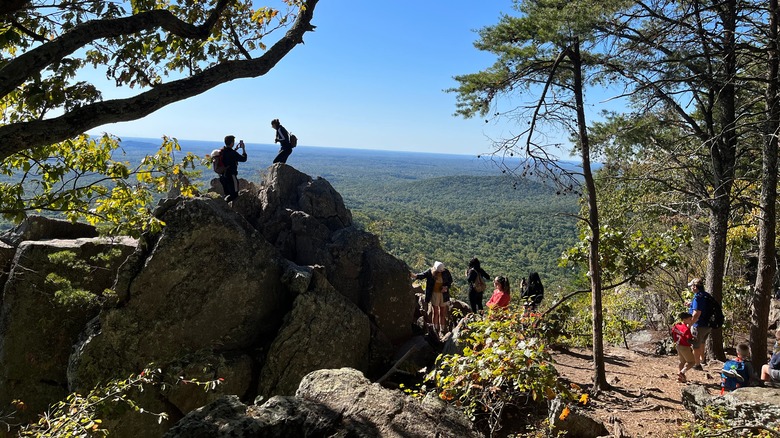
xmin=677 ymin=372 xmax=687 ymax=383
xmin=693 ymin=364 xmax=704 ymax=371
xmin=722 ymin=369 xmax=745 ymax=381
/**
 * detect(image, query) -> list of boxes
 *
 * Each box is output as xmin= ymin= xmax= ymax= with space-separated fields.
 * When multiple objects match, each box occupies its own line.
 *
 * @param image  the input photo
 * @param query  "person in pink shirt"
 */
xmin=486 ymin=276 xmax=511 ymax=309
xmin=671 ymin=311 xmax=695 ymax=383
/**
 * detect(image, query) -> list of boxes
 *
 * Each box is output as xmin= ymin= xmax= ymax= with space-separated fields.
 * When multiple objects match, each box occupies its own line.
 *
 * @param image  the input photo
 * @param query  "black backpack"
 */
xmin=701 ymin=293 xmax=724 ymax=328
xmin=290 ymin=133 xmax=298 ymax=148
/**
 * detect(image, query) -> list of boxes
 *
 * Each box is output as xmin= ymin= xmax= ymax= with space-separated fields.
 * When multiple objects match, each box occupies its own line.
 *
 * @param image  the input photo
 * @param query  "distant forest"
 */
xmin=1 ymin=138 xmax=582 ymax=298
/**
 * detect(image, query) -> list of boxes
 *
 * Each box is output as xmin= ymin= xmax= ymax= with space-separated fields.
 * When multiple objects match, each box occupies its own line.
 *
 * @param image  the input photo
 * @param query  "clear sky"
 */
xmin=88 ymin=1 xmax=543 ymax=156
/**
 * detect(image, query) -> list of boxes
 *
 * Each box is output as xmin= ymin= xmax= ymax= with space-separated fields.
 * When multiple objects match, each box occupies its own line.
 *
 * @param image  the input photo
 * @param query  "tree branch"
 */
xmin=0 ymin=0 xmax=319 ymax=160
xmin=0 ymin=0 xmax=232 ymax=99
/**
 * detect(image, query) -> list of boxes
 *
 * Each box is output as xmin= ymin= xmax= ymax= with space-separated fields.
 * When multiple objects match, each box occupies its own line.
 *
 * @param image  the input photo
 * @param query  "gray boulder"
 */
xmin=165 ymin=368 xmax=481 ymax=438
xmin=68 ymin=197 xmax=287 ymax=391
xmin=0 ymin=237 xmax=136 ymax=420
xmin=682 ymin=384 xmax=780 ymax=429
xmin=255 ymin=165 xmax=415 ymax=345
xmin=0 ymin=215 xmax=98 ymax=247
xmin=258 ymin=277 xmax=371 ymax=397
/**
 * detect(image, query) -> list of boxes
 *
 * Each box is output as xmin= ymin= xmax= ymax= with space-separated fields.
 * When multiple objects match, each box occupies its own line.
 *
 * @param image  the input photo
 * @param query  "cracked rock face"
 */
xmin=165 ymin=368 xmax=481 ymax=438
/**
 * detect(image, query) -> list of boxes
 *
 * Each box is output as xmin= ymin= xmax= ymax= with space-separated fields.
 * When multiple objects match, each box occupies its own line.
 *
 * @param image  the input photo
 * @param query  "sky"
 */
xmin=88 ymin=1 xmax=587 ymax=157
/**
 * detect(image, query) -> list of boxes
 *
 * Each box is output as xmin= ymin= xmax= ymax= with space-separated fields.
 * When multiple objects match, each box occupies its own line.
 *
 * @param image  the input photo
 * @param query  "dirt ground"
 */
xmin=550 ymin=345 xmax=725 ymax=437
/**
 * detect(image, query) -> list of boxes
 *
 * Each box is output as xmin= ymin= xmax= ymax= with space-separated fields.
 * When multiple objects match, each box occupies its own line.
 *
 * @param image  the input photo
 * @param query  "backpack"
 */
xmin=290 ymin=133 xmax=298 ymax=148
xmin=526 ymin=272 xmax=544 ymax=304
xmin=211 ymin=148 xmax=227 ymax=174
xmin=721 ymin=359 xmax=748 ymax=392
xmin=471 ymin=269 xmax=486 ymax=293
xmin=701 ymin=293 xmax=724 ymax=328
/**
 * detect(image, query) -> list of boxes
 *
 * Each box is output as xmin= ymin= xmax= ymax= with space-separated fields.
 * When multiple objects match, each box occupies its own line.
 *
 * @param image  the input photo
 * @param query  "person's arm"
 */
xmin=443 ymin=270 xmax=453 ymax=287
xmin=467 ymin=269 xmax=477 ymax=283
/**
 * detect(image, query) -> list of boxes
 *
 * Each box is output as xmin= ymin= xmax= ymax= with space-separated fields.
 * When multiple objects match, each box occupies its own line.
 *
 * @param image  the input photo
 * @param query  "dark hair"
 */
xmin=528 ymin=272 xmax=542 ymax=285
xmin=224 ymin=135 xmax=235 ymax=146
xmin=678 ymin=312 xmax=692 ymax=321
xmin=495 ymin=276 xmax=510 ymax=293
xmin=737 ymin=343 xmax=751 ymax=359
xmin=271 ymin=118 xmax=280 ymax=127
xmin=468 ymin=257 xmax=481 ymax=269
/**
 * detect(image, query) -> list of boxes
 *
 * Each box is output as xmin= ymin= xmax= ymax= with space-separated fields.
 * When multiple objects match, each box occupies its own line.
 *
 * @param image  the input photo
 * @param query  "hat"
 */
xmin=433 ymin=261 xmax=445 ymax=272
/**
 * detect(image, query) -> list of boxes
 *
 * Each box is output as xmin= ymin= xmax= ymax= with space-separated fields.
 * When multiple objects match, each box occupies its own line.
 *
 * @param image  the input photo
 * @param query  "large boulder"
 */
xmin=0 ymin=237 xmax=136 ymax=419
xmin=257 ymin=277 xmax=371 ymax=397
xmin=682 ymin=385 xmax=780 ymax=429
xmin=0 ymin=215 xmax=98 ymax=247
xmin=68 ymin=197 xmax=288 ymax=391
xmin=165 ymin=368 xmax=481 ymax=438
xmin=255 ymin=165 xmax=415 ymax=345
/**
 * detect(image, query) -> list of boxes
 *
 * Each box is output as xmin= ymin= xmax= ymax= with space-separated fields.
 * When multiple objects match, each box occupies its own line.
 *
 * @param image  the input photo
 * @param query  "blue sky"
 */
xmin=89 ymin=1 xmax=581 ymax=156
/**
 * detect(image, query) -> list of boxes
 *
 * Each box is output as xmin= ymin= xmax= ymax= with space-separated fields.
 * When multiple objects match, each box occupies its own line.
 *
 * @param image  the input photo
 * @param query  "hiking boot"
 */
xmin=693 ymin=364 xmax=704 ymax=371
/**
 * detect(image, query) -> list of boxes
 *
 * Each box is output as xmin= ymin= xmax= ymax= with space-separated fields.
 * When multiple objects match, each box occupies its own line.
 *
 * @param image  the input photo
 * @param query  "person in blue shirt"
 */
xmin=688 ymin=277 xmax=713 ymax=370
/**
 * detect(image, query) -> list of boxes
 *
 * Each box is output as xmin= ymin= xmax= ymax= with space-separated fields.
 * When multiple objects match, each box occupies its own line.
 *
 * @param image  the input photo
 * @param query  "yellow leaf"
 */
xmin=559 ymin=406 xmax=570 ymax=421
xmin=545 ymin=386 xmax=556 ymax=400
xmin=579 ymin=393 xmax=589 ymax=405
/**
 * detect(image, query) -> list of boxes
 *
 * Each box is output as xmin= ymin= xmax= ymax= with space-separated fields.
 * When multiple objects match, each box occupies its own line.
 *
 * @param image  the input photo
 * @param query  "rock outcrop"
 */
xmin=0 ymin=163 xmax=427 ymax=436
xmin=165 ymin=368 xmax=481 ymax=438
xmin=0 ymin=236 xmax=137 ymax=420
xmin=682 ymin=385 xmax=780 ymax=430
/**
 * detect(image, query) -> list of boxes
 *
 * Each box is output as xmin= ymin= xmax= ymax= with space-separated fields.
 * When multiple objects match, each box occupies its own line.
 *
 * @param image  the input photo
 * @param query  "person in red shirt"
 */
xmin=486 ymin=276 xmax=511 ymax=310
xmin=671 ymin=312 xmax=695 ymax=383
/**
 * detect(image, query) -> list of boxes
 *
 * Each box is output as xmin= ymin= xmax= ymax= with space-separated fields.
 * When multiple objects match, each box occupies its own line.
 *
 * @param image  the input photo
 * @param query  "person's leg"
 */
xmin=762 ymin=364 xmax=771 ymax=381
xmin=220 ymin=174 xmax=237 ymax=202
xmin=273 ymin=148 xmax=292 ymax=164
xmin=697 ymin=327 xmax=713 ymax=365
xmin=690 ymin=326 xmax=704 ymax=368
xmin=469 ymin=291 xmax=478 ymax=313
xmin=440 ymin=304 xmax=448 ymax=332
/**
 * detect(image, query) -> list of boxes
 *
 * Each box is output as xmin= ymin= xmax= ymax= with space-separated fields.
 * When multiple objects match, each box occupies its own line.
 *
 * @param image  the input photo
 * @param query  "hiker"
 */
xmin=411 ymin=261 xmax=452 ymax=336
xmin=271 ymin=118 xmax=294 ymax=164
xmin=465 ymin=257 xmax=490 ymax=313
xmin=721 ymin=343 xmax=756 ymax=392
xmin=761 ymin=349 xmax=780 ymax=385
xmin=486 ymin=276 xmax=511 ymax=309
xmin=215 ymin=135 xmax=247 ymax=202
xmin=687 ymin=277 xmax=717 ymax=370
xmin=521 ymin=271 xmax=545 ymax=312
xmin=670 ymin=312 xmax=695 ymax=383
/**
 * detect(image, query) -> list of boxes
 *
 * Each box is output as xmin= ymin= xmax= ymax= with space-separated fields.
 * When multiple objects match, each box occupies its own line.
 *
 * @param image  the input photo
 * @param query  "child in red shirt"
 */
xmin=671 ymin=312 xmax=695 ymax=383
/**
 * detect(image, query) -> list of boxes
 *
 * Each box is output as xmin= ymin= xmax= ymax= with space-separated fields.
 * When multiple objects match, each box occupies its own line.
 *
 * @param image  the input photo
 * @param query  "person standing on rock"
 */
xmin=271 ymin=118 xmax=293 ymax=164
xmin=465 ymin=257 xmax=490 ymax=313
xmin=411 ymin=261 xmax=452 ymax=337
xmin=216 ymin=135 xmax=247 ymax=202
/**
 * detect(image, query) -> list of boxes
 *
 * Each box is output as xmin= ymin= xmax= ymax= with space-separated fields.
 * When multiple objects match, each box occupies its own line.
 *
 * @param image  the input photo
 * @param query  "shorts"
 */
xmin=430 ymin=291 xmax=445 ymax=307
xmin=690 ymin=326 xmax=713 ymax=349
xmin=676 ymin=345 xmax=695 ymax=370
xmin=771 ymin=369 xmax=780 ymax=382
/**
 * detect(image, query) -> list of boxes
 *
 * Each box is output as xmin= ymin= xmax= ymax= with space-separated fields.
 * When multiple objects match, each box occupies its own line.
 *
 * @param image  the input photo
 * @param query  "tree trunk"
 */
xmin=750 ymin=0 xmax=780 ymax=367
xmin=571 ymin=40 xmax=608 ymax=391
xmin=706 ymin=0 xmax=739 ymax=362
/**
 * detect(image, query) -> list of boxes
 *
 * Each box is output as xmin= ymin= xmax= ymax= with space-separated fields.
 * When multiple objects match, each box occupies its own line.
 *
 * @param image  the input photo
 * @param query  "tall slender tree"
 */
xmin=450 ymin=0 xmax=618 ymax=391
